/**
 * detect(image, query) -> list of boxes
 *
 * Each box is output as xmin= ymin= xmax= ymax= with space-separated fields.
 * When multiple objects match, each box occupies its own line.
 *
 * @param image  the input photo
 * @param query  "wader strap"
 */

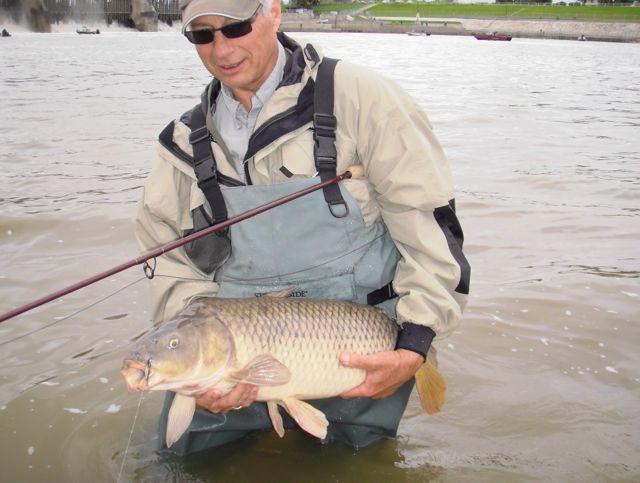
xmin=314 ymin=57 xmax=348 ymax=218
xmin=189 ymin=105 xmax=228 ymax=223
xmin=366 ymin=282 xmax=398 ymax=306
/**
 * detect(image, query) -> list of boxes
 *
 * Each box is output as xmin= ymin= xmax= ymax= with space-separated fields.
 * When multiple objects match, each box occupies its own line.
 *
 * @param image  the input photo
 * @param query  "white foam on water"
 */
xmin=106 ymin=404 xmax=121 ymax=414
xmin=621 ymin=291 xmax=637 ymax=298
xmin=511 ymin=348 xmax=518 ymax=352
xmin=607 ymin=310 xmax=618 ymax=314
xmin=6 ymin=230 xmax=13 ymax=236
xmin=447 ymin=343 xmax=454 ymax=350
xmin=63 ymin=408 xmax=87 ymax=414
xmin=605 ymin=366 xmax=618 ymax=374
xmin=540 ymin=337 xmax=549 ymax=346
xmin=27 ymin=446 xmax=34 ymax=456
xmin=99 ymin=377 xmax=109 ymax=384
xmin=40 ymin=381 xmax=59 ymax=386
xmin=565 ymin=310 xmax=572 ymax=316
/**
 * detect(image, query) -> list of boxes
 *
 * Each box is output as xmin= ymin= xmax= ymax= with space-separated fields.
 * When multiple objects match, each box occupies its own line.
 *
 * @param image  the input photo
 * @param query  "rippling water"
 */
xmin=1 ymin=31 xmax=639 ymax=481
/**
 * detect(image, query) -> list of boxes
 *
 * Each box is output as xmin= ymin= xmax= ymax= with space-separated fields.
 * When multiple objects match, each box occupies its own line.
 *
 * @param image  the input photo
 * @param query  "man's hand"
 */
xmin=339 ymin=349 xmax=423 ymax=399
xmin=194 ymin=383 xmax=259 ymax=414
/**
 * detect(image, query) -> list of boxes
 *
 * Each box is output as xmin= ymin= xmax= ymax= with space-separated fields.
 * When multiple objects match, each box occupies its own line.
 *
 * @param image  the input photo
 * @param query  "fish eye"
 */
xmin=168 ymin=338 xmax=180 ymax=349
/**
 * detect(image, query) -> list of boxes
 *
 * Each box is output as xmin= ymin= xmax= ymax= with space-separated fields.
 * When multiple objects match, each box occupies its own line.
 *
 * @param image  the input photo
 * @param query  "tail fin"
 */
xmin=415 ymin=346 xmax=446 ymax=415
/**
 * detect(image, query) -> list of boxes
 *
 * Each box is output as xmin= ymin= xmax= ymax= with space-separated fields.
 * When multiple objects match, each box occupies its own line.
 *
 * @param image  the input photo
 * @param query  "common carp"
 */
xmin=121 ymin=290 xmax=446 ymax=447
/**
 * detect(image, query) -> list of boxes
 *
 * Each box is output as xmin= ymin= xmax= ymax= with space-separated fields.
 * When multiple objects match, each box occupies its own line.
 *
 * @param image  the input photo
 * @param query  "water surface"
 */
xmin=1 ymin=31 xmax=639 ymax=481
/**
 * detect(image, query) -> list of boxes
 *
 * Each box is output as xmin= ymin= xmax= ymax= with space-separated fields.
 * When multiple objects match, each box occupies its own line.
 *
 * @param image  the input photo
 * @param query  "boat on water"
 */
xmin=407 ymin=31 xmax=431 ymax=37
xmin=77 ymin=26 xmax=100 ymax=35
xmin=473 ymin=32 xmax=512 ymax=41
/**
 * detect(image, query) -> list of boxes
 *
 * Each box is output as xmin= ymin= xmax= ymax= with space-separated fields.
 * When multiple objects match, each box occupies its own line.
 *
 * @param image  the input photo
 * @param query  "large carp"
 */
xmin=121 ymin=290 xmax=446 ymax=447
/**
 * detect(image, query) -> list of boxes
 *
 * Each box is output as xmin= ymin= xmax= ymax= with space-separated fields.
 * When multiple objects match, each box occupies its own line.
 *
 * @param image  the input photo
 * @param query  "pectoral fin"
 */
xmin=230 ymin=354 xmax=291 ymax=386
xmin=267 ymin=401 xmax=285 ymax=438
xmin=281 ymin=398 xmax=328 ymax=440
xmin=415 ymin=347 xmax=447 ymax=415
xmin=166 ymin=393 xmax=196 ymax=447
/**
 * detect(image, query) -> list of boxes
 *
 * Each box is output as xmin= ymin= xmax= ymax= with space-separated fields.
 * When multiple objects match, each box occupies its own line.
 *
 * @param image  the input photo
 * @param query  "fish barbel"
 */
xmin=121 ymin=290 xmax=446 ymax=447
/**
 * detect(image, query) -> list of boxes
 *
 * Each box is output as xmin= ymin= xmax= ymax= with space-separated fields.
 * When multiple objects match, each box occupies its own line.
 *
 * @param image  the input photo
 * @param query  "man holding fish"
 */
xmin=130 ymin=0 xmax=469 ymax=454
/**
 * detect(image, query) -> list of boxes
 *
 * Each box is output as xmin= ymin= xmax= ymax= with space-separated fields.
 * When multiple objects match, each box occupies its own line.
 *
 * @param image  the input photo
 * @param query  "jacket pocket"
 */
xmin=278 ymin=129 xmax=316 ymax=179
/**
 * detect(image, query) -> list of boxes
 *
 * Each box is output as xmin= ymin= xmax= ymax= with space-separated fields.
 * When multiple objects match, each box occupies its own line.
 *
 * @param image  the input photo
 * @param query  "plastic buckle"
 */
xmin=189 ymin=126 xmax=210 ymax=144
xmin=194 ymin=158 xmax=217 ymax=183
xmin=313 ymin=113 xmax=337 ymax=129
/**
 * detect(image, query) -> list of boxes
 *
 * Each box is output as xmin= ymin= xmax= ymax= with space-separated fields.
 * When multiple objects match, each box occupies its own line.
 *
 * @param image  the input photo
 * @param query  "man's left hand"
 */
xmin=339 ymin=349 xmax=423 ymax=399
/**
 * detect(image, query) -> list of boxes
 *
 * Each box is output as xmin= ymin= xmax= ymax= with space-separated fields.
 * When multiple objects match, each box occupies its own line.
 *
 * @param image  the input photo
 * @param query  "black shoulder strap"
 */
xmin=188 ymin=105 xmax=228 ymax=224
xmin=314 ymin=57 xmax=348 ymax=218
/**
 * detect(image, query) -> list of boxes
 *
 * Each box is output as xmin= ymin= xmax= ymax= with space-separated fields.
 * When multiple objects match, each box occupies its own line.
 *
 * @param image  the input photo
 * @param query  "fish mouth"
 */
xmin=121 ymin=358 xmax=151 ymax=392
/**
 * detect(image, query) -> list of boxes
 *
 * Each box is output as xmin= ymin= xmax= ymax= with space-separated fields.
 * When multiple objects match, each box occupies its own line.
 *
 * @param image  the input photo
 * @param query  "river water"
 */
xmin=0 ymin=30 xmax=638 ymax=482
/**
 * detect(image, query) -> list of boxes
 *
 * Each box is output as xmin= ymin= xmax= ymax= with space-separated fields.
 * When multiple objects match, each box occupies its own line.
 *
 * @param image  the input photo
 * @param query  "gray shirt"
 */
xmin=213 ymin=42 xmax=286 ymax=182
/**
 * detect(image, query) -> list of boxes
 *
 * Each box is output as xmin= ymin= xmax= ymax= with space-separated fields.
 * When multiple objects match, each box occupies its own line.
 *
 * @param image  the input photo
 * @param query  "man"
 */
xmin=136 ymin=0 xmax=469 ymax=455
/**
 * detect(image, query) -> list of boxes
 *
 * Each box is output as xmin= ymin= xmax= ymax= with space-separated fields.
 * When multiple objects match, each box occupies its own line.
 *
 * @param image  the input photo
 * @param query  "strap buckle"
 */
xmin=194 ymin=157 xmax=217 ymax=184
xmin=189 ymin=126 xmax=210 ymax=144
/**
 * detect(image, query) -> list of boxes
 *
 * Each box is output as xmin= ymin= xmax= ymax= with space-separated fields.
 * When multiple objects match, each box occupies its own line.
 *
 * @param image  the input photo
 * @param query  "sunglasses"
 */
xmin=185 ymin=7 xmax=261 ymax=45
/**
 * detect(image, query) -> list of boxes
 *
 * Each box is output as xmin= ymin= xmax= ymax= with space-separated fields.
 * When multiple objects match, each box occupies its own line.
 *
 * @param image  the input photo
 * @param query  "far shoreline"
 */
xmin=281 ymin=12 xmax=640 ymax=44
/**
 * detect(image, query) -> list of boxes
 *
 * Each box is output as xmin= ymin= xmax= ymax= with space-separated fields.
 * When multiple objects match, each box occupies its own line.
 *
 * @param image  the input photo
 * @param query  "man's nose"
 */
xmin=211 ymin=31 xmax=234 ymax=57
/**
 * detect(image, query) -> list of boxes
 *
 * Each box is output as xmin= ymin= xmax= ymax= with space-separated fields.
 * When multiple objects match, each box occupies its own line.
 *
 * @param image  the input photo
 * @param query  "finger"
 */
xmin=210 ymin=384 xmax=253 ymax=412
xmin=193 ymin=387 xmax=220 ymax=400
xmin=339 ymin=351 xmax=376 ymax=370
xmin=340 ymin=382 xmax=372 ymax=399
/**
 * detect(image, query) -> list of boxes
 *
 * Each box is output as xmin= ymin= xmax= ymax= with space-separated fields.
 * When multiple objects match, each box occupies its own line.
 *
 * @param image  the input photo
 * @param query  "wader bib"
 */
xmin=157 ymin=179 xmax=413 ymax=455
xmin=157 ymin=56 xmax=413 ymax=456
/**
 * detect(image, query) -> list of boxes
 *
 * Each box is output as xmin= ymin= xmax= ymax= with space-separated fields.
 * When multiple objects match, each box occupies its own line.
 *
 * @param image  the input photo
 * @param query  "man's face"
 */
xmin=191 ymin=2 xmax=281 ymax=95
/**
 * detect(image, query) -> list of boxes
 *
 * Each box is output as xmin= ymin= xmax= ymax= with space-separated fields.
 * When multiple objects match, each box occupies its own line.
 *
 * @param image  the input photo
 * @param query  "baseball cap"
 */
xmin=180 ymin=0 xmax=261 ymax=31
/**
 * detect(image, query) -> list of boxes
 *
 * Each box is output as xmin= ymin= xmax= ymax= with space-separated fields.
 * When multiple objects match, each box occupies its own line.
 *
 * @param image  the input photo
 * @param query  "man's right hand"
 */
xmin=194 ymin=383 xmax=259 ymax=414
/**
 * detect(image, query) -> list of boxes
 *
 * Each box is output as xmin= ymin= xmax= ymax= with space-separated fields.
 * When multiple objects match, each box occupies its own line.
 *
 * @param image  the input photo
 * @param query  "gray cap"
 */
xmin=180 ymin=0 xmax=261 ymax=31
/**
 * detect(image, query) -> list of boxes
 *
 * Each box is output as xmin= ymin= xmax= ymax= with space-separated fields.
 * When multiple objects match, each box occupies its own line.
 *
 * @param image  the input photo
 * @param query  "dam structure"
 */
xmin=0 ymin=0 xmax=181 ymax=31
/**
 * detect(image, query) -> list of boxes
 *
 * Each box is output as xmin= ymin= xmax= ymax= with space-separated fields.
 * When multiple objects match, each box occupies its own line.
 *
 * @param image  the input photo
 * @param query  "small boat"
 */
xmin=77 ymin=26 xmax=100 ymax=35
xmin=473 ymin=32 xmax=512 ymax=41
xmin=407 ymin=31 xmax=431 ymax=37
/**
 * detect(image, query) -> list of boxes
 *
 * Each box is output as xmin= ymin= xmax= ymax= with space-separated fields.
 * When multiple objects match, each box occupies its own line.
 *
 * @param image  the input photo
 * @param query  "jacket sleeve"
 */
xmin=351 ymin=71 xmax=470 ymax=352
xmin=135 ymin=140 xmax=219 ymax=324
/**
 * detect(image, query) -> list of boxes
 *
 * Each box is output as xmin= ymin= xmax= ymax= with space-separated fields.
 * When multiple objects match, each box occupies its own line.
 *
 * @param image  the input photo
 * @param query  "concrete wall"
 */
xmin=280 ymin=12 xmax=640 ymax=43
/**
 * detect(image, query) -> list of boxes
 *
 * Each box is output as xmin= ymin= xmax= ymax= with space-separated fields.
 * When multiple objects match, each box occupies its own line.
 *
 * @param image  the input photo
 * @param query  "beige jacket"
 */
xmin=136 ymin=38 xmax=468 ymax=340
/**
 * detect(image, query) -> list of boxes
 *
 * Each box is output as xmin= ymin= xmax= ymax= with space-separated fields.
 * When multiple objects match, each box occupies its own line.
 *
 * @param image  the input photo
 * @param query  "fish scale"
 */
xmin=209 ymin=297 xmax=398 ymax=400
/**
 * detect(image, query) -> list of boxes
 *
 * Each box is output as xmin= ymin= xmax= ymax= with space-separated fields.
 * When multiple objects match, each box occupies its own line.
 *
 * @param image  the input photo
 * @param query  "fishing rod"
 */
xmin=0 ymin=167 xmax=362 ymax=324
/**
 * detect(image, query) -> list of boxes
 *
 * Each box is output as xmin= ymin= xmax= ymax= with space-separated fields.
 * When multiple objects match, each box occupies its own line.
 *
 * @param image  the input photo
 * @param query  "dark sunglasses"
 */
xmin=185 ymin=7 xmax=261 ymax=45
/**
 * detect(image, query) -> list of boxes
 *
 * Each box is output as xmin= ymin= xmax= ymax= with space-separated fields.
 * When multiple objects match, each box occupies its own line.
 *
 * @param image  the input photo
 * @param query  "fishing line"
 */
xmin=0 ymin=276 xmax=146 ymax=347
xmin=117 ymin=391 xmax=145 ymax=483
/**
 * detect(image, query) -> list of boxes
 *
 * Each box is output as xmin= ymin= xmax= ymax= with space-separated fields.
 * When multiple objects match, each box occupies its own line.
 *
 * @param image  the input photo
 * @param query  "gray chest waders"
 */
xmin=156 ymin=57 xmax=413 ymax=455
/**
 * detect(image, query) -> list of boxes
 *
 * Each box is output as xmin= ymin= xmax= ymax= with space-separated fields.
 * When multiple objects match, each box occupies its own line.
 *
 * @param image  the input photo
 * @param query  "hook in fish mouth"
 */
xmin=121 ymin=358 xmax=152 ymax=392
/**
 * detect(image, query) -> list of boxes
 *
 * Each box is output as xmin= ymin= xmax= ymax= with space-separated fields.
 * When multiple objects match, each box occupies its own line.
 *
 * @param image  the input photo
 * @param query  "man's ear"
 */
xmin=270 ymin=0 xmax=282 ymax=32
